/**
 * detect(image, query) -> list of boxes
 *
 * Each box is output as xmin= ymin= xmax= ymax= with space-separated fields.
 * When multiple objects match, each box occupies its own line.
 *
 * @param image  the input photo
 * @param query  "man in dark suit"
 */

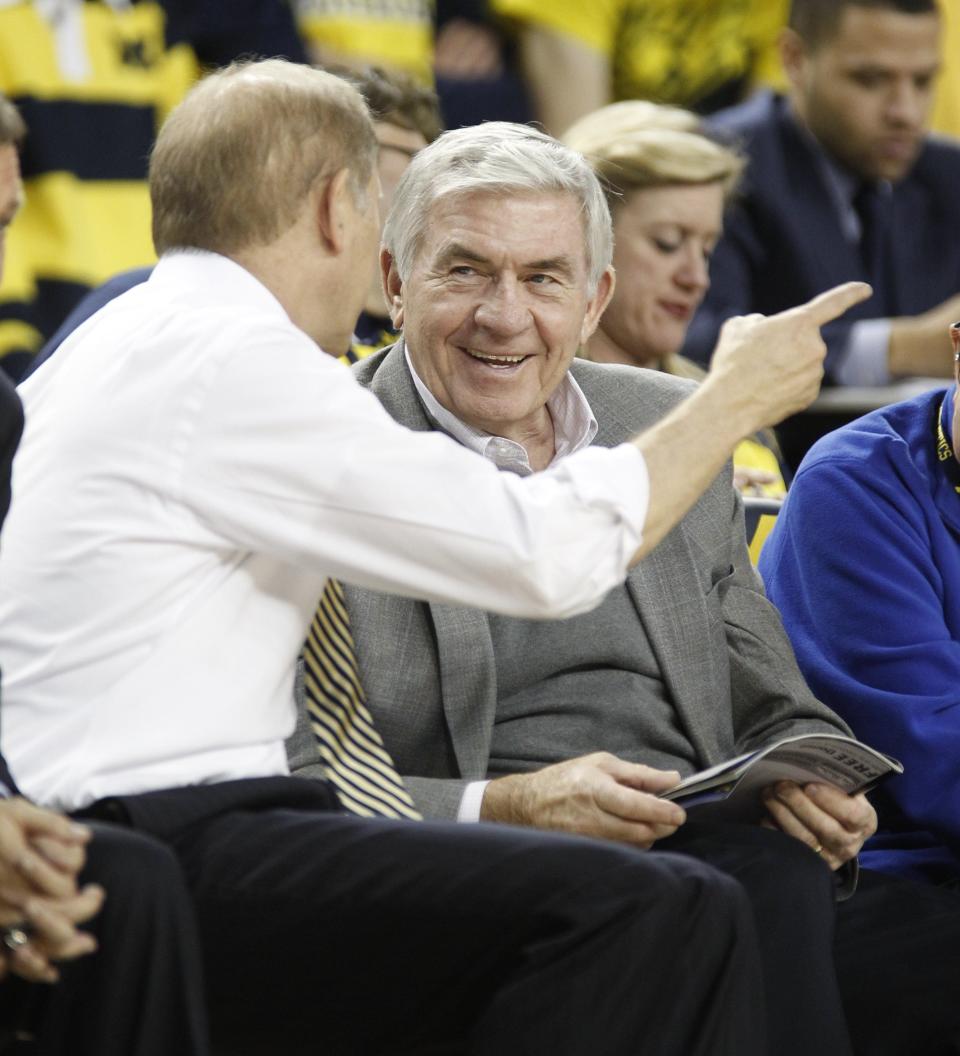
xmin=683 ymin=0 xmax=960 ymax=387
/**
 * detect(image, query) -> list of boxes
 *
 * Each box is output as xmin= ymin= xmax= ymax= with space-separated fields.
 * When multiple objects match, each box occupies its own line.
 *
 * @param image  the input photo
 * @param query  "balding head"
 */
xmin=150 ymin=59 xmax=377 ymax=257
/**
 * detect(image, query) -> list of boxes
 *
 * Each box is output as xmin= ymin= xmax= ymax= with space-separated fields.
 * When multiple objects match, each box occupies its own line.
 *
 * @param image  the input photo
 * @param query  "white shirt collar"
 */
xmin=151 ymin=249 xmax=294 ymax=320
xmin=403 ymin=343 xmax=598 ymax=476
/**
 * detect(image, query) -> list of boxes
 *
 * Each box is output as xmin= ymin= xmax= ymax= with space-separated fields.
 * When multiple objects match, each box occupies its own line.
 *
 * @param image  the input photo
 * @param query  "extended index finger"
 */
xmin=796 ymin=281 xmax=873 ymax=327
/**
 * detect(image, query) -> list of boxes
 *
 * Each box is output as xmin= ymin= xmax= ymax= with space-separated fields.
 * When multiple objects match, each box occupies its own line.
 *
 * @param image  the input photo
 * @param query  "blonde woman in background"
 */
xmin=564 ymin=101 xmax=786 ymax=497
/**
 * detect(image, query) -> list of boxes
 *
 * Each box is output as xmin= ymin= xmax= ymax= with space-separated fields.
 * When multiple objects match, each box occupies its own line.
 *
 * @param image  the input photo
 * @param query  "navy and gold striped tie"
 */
xmin=303 ymin=578 xmax=421 ymax=820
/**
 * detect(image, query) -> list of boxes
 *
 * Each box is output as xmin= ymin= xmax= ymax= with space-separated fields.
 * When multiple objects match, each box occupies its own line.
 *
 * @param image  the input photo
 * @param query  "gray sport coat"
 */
xmin=287 ymin=341 xmax=847 ymax=818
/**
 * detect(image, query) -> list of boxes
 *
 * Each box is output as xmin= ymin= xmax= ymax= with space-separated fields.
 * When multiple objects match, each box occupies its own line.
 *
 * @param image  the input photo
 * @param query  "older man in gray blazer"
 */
xmin=289 ymin=121 xmax=960 ymax=1056
xmin=294 ymin=342 xmax=849 ymax=818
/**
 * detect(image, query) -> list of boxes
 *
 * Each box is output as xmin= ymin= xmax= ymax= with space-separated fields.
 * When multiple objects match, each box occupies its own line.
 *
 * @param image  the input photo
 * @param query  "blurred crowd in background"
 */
xmin=0 ymin=0 xmax=956 ymax=383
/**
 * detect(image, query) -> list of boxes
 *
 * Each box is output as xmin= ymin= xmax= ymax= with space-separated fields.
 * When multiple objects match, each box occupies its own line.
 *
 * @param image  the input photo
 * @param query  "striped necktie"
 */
xmin=303 ymin=578 xmax=421 ymax=820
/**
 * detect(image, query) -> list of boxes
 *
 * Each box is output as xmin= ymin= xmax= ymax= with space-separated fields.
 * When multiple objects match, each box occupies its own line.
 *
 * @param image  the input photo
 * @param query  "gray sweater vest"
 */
xmin=487 ymin=583 xmax=700 ymax=777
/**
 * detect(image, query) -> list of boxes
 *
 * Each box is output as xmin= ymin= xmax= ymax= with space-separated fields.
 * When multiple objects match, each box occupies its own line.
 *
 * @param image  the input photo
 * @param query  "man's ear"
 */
xmin=382 ymin=247 xmax=404 ymax=329
xmin=779 ymin=27 xmax=809 ymax=91
xmin=315 ymin=168 xmax=353 ymax=254
xmin=579 ymin=266 xmax=616 ymax=344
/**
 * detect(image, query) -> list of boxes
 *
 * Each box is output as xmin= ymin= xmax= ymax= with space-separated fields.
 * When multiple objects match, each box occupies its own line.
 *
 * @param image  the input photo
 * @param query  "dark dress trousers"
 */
xmin=0 ymin=770 xmax=777 ymax=1056
xmin=13 ymin=768 xmax=773 ymax=1056
xmin=72 ymin=776 xmax=773 ymax=1056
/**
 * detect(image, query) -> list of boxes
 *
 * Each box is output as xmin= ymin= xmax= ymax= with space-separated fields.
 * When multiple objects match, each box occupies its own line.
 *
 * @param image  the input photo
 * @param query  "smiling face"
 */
xmin=386 ymin=190 xmax=613 ymax=448
xmin=592 ymin=182 xmax=723 ymax=367
xmin=784 ymin=6 xmax=941 ymax=183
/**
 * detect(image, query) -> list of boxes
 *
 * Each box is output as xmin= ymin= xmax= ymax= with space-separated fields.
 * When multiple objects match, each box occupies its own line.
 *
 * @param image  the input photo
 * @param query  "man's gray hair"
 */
xmin=383 ymin=121 xmax=613 ymax=292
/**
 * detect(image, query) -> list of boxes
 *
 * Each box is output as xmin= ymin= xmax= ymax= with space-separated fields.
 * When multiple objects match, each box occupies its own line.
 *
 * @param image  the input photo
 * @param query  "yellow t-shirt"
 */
xmin=734 ymin=436 xmax=787 ymax=500
xmin=492 ymin=0 xmax=788 ymax=110
xmin=931 ymin=0 xmax=960 ymax=137
xmin=295 ymin=0 xmax=434 ymax=85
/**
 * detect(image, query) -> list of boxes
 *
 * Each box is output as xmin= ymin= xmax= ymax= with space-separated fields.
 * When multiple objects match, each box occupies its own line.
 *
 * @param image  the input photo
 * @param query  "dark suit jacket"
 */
xmin=682 ymin=91 xmax=960 ymax=382
xmin=286 ymin=343 xmax=847 ymax=818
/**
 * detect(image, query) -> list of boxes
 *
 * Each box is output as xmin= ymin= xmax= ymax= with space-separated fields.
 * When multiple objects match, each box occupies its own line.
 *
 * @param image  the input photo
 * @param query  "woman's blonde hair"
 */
xmin=561 ymin=100 xmax=744 ymax=212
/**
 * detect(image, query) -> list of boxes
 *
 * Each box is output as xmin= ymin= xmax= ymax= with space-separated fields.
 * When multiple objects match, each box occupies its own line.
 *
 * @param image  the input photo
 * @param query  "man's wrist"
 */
xmin=689 ymin=372 xmax=758 ymax=450
xmin=479 ymin=774 xmax=528 ymax=825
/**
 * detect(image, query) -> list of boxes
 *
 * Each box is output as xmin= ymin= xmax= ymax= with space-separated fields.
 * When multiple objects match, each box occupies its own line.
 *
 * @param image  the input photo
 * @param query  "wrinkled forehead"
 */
xmin=419 ymin=188 xmax=591 ymax=271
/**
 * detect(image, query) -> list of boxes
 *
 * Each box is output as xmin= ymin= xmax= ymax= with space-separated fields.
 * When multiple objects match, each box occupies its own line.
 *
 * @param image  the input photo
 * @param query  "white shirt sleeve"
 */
xmin=180 ymin=331 xmax=649 ymax=620
xmin=457 ymin=780 xmax=490 ymax=823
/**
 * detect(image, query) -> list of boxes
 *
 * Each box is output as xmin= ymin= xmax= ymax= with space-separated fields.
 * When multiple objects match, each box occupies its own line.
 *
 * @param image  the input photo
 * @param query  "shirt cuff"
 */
xmin=833 ymin=319 xmax=893 ymax=387
xmin=457 ymin=780 xmax=490 ymax=823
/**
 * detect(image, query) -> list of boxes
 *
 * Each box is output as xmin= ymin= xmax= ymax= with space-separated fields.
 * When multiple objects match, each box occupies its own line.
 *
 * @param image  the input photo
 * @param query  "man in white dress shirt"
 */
xmin=0 ymin=93 xmax=208 ymax=1056
xmin=0 ymin=59 xmax=868 ymax=1054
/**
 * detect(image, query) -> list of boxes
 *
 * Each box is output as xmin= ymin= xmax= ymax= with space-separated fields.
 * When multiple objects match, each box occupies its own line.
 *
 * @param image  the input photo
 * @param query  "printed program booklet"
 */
xmin=659 ymin=733 xmax=903 ymax=823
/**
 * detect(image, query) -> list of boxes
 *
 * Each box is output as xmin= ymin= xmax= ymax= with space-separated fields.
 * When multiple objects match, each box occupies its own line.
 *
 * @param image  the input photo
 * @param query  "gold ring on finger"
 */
xmin=1 ymin=926 xmax=29 ymax=953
